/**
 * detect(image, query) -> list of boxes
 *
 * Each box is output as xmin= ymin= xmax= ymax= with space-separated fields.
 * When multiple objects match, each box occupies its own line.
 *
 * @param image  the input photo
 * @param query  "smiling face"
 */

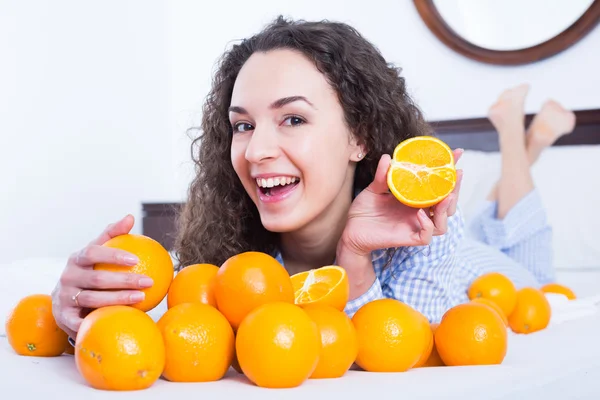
xmin=229 ymin=49 xmax=363 ymax=233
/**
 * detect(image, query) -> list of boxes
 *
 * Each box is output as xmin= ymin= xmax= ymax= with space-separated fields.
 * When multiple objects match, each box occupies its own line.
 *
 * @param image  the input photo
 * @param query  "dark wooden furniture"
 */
xmin=142 ymin=108 xmax=600 ymax=251
xmin=142 ymin=203 xmax=182 ymax=253
xmin=432 ymin=108 xmax=600 ymax=151
xmin=414 ymin=0 xmax=600 ymax=65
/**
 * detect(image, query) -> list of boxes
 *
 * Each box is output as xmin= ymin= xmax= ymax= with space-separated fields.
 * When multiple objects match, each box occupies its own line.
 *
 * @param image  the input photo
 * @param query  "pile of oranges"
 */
xmin=5 ymin=234 xmax=576 ymax=391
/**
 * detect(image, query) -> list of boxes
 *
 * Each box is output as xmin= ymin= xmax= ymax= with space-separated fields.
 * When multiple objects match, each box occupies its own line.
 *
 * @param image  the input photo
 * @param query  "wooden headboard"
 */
xmin=142 ymin=108 xmax=600 ymax=251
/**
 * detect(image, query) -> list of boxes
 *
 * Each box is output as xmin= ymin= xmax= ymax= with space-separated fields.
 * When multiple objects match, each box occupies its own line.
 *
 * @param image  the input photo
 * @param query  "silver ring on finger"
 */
xmin=72 ymin=289 xmax=83 ymax=308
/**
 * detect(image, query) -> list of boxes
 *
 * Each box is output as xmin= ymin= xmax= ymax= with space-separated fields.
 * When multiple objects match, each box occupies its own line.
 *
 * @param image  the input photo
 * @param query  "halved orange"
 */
xmin=387 ymin=136 xmax=457 ymax=208
xmin=290 ymin=266 xmax=349 ymax=311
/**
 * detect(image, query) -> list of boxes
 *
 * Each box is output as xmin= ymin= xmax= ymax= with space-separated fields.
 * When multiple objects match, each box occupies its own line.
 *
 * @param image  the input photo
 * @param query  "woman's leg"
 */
xmin=525 ymin=99 xmax=576 ymax=164
xmin=486 ymin=96 xmax=576 ymax=206
xmin=485 ymin=84 xmax=533 ymax=219
xmin=472 ymin=90 xmax=576 ymax=284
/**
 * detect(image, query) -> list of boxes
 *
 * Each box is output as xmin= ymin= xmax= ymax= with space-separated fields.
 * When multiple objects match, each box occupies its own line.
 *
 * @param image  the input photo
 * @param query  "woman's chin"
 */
xmin=260 ymin=215 xmax=303 ymax=233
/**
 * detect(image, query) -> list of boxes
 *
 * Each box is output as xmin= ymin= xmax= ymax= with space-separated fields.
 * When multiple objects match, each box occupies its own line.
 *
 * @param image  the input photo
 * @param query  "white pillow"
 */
xmin=457 ymin=144 xmax=600 ymax=270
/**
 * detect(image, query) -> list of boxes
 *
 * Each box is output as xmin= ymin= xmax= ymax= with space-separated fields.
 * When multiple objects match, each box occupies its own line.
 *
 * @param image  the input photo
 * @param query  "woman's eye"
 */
xmin=233 ymin=122 xmax=254 ymax=133
xmin=282 ymin=116 xmax=305 ymax=127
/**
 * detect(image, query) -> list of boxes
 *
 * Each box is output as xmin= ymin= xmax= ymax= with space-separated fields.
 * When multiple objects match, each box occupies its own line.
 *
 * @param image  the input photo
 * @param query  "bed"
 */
xmin=2 ymin=109 xmax=600 ymax=399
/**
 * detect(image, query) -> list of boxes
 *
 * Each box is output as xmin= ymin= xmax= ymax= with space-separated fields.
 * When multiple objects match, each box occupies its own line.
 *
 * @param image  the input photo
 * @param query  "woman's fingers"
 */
xmin=51 ymin=216 xmax=140 ymax=340
xmin=415 ymin=209 xmax=435 ymax=245
xmin=366 ymin=154 xmax=392 ymax=195
xmin=64 ymin=288 xmax=146 ymax=309
xmin=432 ymin=195 xmax=452 ymax=235
xmin=60 ymin=308 xmax=83 ymax=339
xmin=66 ymin=269 xmax=154 ymax=290
xmin=453 ymin=148 xmax=464 ymax=164
xmin=447 ymin=169 xmax=463 ymax=216
xmin=71 ymin=244 xmax=139 ymax=268
xmin=89 ymin=214 xmax=135 ymax=246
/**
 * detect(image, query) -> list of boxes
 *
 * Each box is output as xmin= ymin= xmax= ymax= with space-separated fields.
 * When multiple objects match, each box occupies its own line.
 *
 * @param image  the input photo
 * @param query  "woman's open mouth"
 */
xmin=256 ymin=176 xmax=300 ymax=203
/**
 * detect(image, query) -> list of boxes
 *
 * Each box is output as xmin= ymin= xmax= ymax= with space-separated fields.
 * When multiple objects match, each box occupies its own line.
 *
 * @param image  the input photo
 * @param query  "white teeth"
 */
xmin=256 ymin=176 xmax=299 ymax=188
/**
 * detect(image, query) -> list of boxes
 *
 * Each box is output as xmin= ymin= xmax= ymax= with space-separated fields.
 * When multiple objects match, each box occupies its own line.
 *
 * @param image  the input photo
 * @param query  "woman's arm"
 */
xmin=338 ymin=209 xmax=465 ymax=322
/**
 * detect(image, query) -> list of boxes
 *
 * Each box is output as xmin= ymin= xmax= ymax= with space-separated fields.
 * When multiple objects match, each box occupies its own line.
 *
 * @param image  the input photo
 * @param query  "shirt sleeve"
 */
xmin=343 ymin=277 xmax=385 ymax=317
xmin=343 ymin=207 xmax=465 ymax=322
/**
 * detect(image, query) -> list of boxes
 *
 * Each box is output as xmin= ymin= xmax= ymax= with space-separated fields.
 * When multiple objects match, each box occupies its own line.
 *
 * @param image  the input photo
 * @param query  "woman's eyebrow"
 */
xmin=270 ymin=96 xmax=315 ymax=109
xmin=228 ymin=106 xmax=248 ymax=115
xmin=228 ymin=96 xmax=315 ymax=115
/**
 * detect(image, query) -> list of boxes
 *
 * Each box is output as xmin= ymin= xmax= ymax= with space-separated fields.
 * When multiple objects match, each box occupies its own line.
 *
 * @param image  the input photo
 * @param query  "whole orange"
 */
xmin=351 ymin=298 xmax=430 ymax=372
xmin=419 ymin=323 xmax=445 ymax=367
xmin=303 ymin=305 xmax=358 ymax=379
xmin=215 ymin=251 xmax=294 ymax=330
xmin=75 ymin=305 xmax=165 ymax=391
xmin=5 ymin=294 xmax=69 ymax=357
xmin=231 ymin=345 xmax=243 ymax=374
xmin=157 ymin=303 xmax=234 ymax=382
xmin=236 ymin=302 xmax=320 ymax=388
xmin=414 ymin=322 xmax=436 ymax=368
xmin=468 ymin=272 xmax=517 ymax=317
xmin=508 ymin=287 xmax=552 ymax=334
xmin=471 ymin=297 xmax=508 ymax=326
xmin=541 ymin=283 xmax=576 ymax=300
xmin=167 ymin=263 xmax=219 ymax=309
xmin=435 ymin=302 xmax=507 ymax=366
xmin=94 ymin=234 xmax=174 ymax=312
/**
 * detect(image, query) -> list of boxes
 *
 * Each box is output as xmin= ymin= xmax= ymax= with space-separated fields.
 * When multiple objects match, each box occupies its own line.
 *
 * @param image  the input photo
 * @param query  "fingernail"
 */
xmin=123 ymin=255 xmax=139 ymax=265
xmin=130 ymin=292 xmax=145 ymax=302
xmin=418 ymin=209 xmax=427 ymax=218
xmin=139 ymin=277 xmax=154 ymax=287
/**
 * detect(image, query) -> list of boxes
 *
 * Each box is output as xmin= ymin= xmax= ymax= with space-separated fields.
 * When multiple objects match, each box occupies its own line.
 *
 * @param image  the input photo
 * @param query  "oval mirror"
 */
xmin=414 ymin=0 xmax=600 ymax=65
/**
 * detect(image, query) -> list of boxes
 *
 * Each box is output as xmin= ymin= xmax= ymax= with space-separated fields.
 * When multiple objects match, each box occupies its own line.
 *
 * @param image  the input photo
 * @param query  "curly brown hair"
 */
xmin=174 ymin=16 xmax=432 ymax=269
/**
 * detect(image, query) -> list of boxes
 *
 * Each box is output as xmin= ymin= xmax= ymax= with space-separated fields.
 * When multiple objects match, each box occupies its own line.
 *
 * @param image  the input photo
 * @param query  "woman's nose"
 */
xmin=244 ymin=125 xmax=280 ymax=163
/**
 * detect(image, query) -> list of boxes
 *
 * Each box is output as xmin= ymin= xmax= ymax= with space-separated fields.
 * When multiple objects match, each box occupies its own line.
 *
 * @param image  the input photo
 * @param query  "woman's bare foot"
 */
xmin=526 ymin=100 xmax=576 ymax=163
xmin=488 ymin=84 xmax=530 ymax=136
xmin=485 ymin=84 xmax=530 ymax=203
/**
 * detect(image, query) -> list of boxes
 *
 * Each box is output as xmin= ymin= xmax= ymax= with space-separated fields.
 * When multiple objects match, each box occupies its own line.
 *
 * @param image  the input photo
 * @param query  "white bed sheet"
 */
xmin=2 ymin=306 xmax=600 ymax=400
xmin=2 ymin=261 xmax=600 ymax=399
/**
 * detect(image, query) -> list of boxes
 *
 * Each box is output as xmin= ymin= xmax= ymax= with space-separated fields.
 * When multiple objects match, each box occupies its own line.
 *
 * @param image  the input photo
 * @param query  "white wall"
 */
xmin=1 ymin=0 xmax=172 ymax=262
xmin=168 ymin=0 xmax=600 ymax=198
xmin=2 ymin=0 xmax=600 ymax=263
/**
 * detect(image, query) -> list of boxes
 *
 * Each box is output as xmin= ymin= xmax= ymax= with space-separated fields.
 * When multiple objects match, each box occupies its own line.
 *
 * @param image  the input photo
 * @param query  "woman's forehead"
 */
xmin=230 ymin=49 xmax=334 ymax=109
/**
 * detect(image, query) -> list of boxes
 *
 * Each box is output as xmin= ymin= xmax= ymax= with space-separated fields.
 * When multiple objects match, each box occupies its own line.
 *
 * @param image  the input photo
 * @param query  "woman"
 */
xmin=51 ymin=17 xmax=571 ymax=340
xmin=461 ymin=84 xmax=575 ymax=294
xmin=458 ymin=84 xmax=575 ymax=287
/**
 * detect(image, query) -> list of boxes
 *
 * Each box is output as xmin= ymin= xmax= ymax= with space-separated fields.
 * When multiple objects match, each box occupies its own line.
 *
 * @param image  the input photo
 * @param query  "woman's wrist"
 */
xmin=336 ymin=239 xmax=376 ymax=300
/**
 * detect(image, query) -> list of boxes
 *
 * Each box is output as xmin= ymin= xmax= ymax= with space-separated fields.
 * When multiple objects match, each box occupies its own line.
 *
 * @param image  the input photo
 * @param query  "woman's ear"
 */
xmin=353 ymin=149 xmax=366 ymax=162
xmin=350 ymin=136 xmax=367 ymax=162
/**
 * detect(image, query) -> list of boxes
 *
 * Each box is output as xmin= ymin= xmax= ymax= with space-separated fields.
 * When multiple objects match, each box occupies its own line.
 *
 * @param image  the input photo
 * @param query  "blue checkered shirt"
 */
xmin=273 ymin=189 xmax=553 ymax=323
xmin=273 ymin=208 xmax=465 ymax=323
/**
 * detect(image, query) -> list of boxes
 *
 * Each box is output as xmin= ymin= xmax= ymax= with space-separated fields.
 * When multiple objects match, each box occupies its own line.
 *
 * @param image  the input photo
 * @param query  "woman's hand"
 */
xmin=340 ymin=149 xmax=463 ymax=256
xmin=336 ymin=149 xmax=463 ymax=300
xmin=51 ymin=215 xmax=154 ymax=339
